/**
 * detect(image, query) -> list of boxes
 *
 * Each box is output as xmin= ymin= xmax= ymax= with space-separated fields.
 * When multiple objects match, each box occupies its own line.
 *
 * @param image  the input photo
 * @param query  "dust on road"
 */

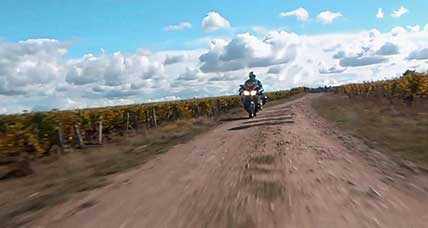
xmin=29 ymin=94 xmax=428 ymax=228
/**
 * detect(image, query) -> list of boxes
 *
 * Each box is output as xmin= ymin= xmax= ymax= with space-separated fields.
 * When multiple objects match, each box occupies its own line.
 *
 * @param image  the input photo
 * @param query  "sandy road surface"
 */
xmin=30 ymin=94 xmax=428 ymax=228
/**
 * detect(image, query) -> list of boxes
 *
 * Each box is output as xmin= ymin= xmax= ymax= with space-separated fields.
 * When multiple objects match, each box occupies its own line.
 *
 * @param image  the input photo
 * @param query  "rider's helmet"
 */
xmin=249 ymin=71 xmax=256 ymax=80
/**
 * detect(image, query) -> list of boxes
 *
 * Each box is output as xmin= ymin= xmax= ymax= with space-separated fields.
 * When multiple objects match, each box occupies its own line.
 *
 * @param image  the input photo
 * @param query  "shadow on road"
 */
xmin=220 ymin=117 xmax=249 ymax=122
xmin=228 ymin=121 xmax=294 ymax=131
xmin=243 ymin=116 xmax=293 ymax=125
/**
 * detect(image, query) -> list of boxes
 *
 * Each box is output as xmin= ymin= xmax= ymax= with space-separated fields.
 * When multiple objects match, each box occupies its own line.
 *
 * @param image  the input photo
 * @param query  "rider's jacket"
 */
xmin=244 ymin=79 xmax=264 ymax=92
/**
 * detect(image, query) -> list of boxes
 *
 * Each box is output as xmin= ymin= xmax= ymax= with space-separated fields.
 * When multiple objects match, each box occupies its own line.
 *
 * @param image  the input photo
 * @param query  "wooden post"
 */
xmin=212 ymin=109 xmax=215 ymax=119
xmin=208 ymin=107 xmax=213 ymax=119
xmin=57 ymin=127 xmax=65 ymax=153
xmin=126 ymin=112 xmax=130 ymax=131
xmin=169 ymin=106 xmax=174 ymax=121
xmin=98 ymin=121 xmax=103 ymax=145
xmin=122 ymin=112 xmax=125 ymax=130
xmin=216 ymin=101 xmax=220 ymax=116
xmin=145 ymin=110 xmax=151 ymax=128
xmin=74 ymin=124 xmax=84 ymax=148
xmin=211 ymin=107 xmax=215 ymax=118
xmin=152 ymin=108 xmax=158 ymax=128
xmin=134 ymin=112 xmax=139 ymax=130
xmin=197 ymin=104 xmax=201 ymax=117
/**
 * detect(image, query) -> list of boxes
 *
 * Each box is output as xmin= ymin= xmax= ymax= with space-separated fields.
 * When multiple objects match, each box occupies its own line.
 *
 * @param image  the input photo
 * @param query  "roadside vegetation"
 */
xmin=313 ymin=91 xmax=428 ymax=169
xmin=0 ymin=89 xmax=304 ymax=161
xmin=335 ymin=70 xmax=428 ymax=105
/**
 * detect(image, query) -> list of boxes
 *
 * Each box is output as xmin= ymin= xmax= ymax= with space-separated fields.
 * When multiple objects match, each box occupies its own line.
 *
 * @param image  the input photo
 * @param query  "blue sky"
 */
xmin=1 ymin=0 xmax=427 ymax=57
xmin=1 ymin=0 xmax=428 ymax=114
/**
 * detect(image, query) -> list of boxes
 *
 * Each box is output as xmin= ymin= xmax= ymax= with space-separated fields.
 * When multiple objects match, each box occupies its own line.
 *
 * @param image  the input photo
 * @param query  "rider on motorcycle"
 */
xmin=238 ymin=72 xmax=267 ymax=117
xmin=239 ymin=72 xmax=263 ymax=94
xmin=239 ymin=72 xmax=267 ymax=115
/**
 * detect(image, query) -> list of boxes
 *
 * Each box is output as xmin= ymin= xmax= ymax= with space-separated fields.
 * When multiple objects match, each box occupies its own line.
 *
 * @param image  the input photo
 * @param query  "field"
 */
xmin=313 ymin=71 xmax=428 ymax=167
xmin=0 ymin=88 xmax=304 ymax=162
xmin=335 ymin=70 xmax=428 ymax=102
xmin=312 ymin=94 xmax=428 ymax=168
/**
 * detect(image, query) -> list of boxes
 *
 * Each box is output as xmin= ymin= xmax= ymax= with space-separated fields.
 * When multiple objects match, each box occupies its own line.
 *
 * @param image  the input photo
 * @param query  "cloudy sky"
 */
xmin=1 ymin=0 xmax=428 ymax=114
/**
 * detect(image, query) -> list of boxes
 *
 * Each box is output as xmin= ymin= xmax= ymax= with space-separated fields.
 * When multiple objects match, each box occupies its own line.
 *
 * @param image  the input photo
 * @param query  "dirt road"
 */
xmin=30 ymin=95 xmax=428 ymax=228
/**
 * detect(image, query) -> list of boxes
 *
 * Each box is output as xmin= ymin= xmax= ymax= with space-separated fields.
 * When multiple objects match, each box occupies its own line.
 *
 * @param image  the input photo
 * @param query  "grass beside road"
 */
xmin=312 ymin=94 xmax=428 ymax=168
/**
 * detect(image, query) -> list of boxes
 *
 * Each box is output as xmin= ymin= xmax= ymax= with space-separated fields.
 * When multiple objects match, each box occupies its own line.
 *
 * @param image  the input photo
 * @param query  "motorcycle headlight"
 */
xmin=250 ymin=90 xmax=257 ymax=96
xmin=243 ymin=90 xmax=250 ymax=96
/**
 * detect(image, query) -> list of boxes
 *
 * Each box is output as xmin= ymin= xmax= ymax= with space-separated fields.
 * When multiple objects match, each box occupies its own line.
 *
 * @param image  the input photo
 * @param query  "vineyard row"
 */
xmin=334 ymin=70 xmax=428 ymax=103
xmin=0 ymin=88 xmax=305 ymax=159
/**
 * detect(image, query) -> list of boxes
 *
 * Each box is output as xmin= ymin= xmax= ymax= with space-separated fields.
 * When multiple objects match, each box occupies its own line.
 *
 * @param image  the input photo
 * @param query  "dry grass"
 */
xmin=312 ymin=94 xmax=428 ymax=168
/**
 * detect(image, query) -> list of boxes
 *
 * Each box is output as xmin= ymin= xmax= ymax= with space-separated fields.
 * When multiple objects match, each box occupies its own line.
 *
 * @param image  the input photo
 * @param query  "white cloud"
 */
xmin=164 ymin=22 xmax=192 ymax=32
xmin=407 ymin=25 xmax=420 ymax=32
xmin=390 ymin=26 xmax=407 ymax=36
xmin=280 ymin=7 xmax=309 ymax=22
xmin=208 ymin=73 xmax=240 ymax=81
xmin=177 ymin=67 xmax=202 ymax=81
xmin=251 ymin=26 xmax=270 ymax=35
xmin=319 ymin=63 xmax=347 ymax=74
xmin=333 ymin=51 xmax=346 ymax=59
xmin=408 ymin=48 xmax=428 ymax=60
xmin=147 ymin=96 xmax=181 ymax=103
xmin=369 ymin=29 xmax=381 ymax=38
xmin=376 ymin=8 xmax=384 ymax=19
xmin=201 ymin=11 xmax=231 ymax=32
xmin=425 ymin=24 xmax=428 ymax=32
xmin=391 ymin=6 xmax=408 ymax=18
xmin=267 ymin=65 xmax=283 ymax=74
xmin=164 ymin=54 xmax=187 ymax=65
xmin=316 ymin=11 xmax=343 ymax=24
xmin=376 ymin=42 xmax=400 ymax=55
xmin=66 ymin=51 xmax=165 ymax=87
xmin=199 ymin=31 xmax=298 ymax=73
xmin=339 ymin=56 xmax=388 ymax=67
xmin=0 ymin=39 xmax=67 ymax=96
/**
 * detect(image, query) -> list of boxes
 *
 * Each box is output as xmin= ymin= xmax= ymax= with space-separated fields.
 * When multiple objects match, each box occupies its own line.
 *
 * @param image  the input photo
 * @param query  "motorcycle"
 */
xmin=239 ymin=81 xmax=265 ymax=118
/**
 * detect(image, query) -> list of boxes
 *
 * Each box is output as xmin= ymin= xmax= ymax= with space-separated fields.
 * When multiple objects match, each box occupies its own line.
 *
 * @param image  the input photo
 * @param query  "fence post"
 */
xmin=145 ymin=110 xmax=151 ymax=128
xmin=126 ymin=112 xmax=130 ymax=131
xmin=216 ymin=100 xmax=221 ymax=116
xmin=152 ymin=108 xmax=158 ymax=128
xmin=98 ymin=120 xmax=103 ymax=145
xmin=134 ymin=111 xmax=139 ymax=130
xmin=196 ymin=104 xmax=201 ymax=117
xmin=74 ymin=124 xmax=84 ymax=148
xmin=57 ymin=126 xmax=65 ymax=152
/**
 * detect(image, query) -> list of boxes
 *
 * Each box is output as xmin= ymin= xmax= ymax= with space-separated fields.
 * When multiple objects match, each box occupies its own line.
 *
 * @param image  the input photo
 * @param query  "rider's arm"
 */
xmin=239 ymin=85 xmax=244 ymax=95
xmin=257 ymin=80 xmax=264 ymax=92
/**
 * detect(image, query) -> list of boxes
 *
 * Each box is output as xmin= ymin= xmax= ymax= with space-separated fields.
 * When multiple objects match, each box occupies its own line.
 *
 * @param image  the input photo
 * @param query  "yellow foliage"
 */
xmin=0 ymin=89 xmax=304 ymax=158
xmin=338 ymin=71 xmax=428 ymax=99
